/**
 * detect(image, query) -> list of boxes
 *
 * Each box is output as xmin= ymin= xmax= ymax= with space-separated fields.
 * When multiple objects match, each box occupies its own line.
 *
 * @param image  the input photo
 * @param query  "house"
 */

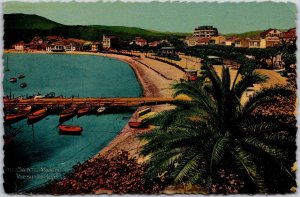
xmin=209 ymin=36 xmax=226 ymax=45
xmin=260 ymin=28 xmax=282 ymax=47
xmin=14 ymin=41 xmax=25 ymax=51
xmin=148 ymin=41 xmax=159 ymax=47
xmin=160 ymin=47 xmax=176 ymax=55
xmin=260 ymin=28 xmax=282 ymax=41
xmin=234 ymin=38 xmax=250 ymax=48
xmin=134 ymin=37 xmax=147 ymax=47
xmin=281 ymin=27 xmax=296 ymax=44
xmin=185 ymin=36 xmax=210 ymax=46
xmin=224 ymin=37 xmax=239 ymax=46
xmin=192 ymin=26 xmax=218 ymax=37
xmin=46 ymin=44 xmax=54 ymax=52
xmin=91 ymin=42 xmax=102 ymax=52
xmin=248 ymin=37 xmax=266 ymax=48
xmin=103 ymin=35 xmax=119 ymax=50
xmin=184 ymin=69 xmax=198 ymax=81
xmin=52 ymin=41 xmax=66 ymax=52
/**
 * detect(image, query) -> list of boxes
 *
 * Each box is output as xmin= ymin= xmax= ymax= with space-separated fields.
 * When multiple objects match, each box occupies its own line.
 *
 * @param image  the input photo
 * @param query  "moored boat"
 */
xmin=97 ymin=107 xmax=106 ymax=114
xmin=4 ymin=106 xmax=32 ymax=123
xmin=59 ymin=125 xmax=83 ymax=135
xmin=18 ymin=74 xmax=25 ymax=79
xmin=128 ymin=121 xmax=143 ymax=128
xmin=20 ymin=82 xmax=27 ymax=88
xmin=9 ymin=77 xmax=17 ymax=83
xmin=28 ymin=107 xmax=48 ymax=122
xmin=77 ymin=107 xmax=90 ymax=116
xmin=59 ymin=106 xmax=77 ymax=121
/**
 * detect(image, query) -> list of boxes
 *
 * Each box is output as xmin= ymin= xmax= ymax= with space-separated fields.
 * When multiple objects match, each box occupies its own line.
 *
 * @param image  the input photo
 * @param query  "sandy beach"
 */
xmin=89 ymin=52 xmax=185 ymax=162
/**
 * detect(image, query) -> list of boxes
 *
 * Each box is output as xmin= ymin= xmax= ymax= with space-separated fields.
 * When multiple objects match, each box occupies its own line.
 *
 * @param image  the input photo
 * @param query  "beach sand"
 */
xmin=90 ymin=52 xmax=185 ymax=162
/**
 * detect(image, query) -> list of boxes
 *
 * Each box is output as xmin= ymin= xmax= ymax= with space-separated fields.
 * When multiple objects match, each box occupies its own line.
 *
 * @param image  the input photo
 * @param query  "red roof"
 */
xmin=281 ymin=28 xmax=296 ymax=39
xmin=260 ymin=28 xmax=281 ymax=38
xmin=197 ymin=37 xmax=210 ymax=44
xmin=135 ymin=38 xmax=147 ymax=42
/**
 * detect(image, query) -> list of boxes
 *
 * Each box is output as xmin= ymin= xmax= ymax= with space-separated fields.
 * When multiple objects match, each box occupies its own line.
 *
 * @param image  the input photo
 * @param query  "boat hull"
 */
xmin=128 ymin=121 xmax=144 ymax=128
xmin=9 ymin=78 xmax=17 ymax=83
xmin=27 ymin=107 xmax=48 ymax=124
xmin=59 ymin=125 xmax=83 ymax=135
xmin=4 ymin=106 xmax=32 ymax=124
xmin=59 ymin=107 xmax=77 ymax=122
xmin=97 ymin=107 xmax=106 ymax=114
xmin=77 ymin=108 xmax=90 ymax=116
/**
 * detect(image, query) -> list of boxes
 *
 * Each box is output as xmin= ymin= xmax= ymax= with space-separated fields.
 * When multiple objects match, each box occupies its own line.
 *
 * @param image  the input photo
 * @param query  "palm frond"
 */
xmin=234 ymin=71 xmax=268 ymax=99
xmin=230 ymin=146 xmax=267 ymax=193
xmin=172 ymin=152 xmax=206 ymax=184
xmin=243 ymin=137 xmax=287 ymax=160
xmin=210 ymin=134 xmax=231 ymax=172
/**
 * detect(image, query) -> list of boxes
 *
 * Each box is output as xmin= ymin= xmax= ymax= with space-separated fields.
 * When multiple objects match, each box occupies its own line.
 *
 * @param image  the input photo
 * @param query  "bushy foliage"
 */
xmin=139 ymin=61 xmax=296 ymax=193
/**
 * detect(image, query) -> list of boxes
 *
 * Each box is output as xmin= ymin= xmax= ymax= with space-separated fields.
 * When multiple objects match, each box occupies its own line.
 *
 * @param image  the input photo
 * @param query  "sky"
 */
xmin=2 ymin=1 xmax=297 ymax=34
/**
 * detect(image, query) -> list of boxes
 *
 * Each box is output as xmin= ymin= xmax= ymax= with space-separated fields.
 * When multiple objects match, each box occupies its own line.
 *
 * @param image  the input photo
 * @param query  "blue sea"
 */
xmin=3 ymin=53 xmax=141 ymax=192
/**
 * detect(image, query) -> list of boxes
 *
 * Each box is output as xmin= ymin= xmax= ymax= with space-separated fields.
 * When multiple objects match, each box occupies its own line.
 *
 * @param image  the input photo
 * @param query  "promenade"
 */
xmin=4 ymin=97 xmax=175 ymax=107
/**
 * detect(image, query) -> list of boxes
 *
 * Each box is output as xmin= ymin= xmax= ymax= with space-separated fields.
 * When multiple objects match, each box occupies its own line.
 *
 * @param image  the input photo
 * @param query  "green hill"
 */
xmin=224 ymin=30 xmax=264 ymax=38
xmin=4 ymin=13 xmax=188 ymax=48
xmin=4 ymin=13 xmax=64 ymax=30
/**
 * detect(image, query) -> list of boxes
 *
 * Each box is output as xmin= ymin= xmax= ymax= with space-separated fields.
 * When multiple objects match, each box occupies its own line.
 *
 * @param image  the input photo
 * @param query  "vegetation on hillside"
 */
xmin=3 ymin=13 xmax=188 ymax=48
xmin=224 ymin=30 xmax=264 ymax=38
xmin=138 ymin=60 xmax=296 ymax=194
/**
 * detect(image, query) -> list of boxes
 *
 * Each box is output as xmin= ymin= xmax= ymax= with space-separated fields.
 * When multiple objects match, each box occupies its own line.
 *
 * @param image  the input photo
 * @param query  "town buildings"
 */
xmin=185 ymin=26 xmax=295 ymax=49
xmin=10 ymin=26 xmax=296 ymax=52
xmin=102 ymin=35 xmax=119 ymax=50
xmin=193 ymin=26 xmax=219 ymax=38
xmin=134 ymin=37 xmax=147 ymax=47
xmin=281 ymin=27 xmax=296 ymax=44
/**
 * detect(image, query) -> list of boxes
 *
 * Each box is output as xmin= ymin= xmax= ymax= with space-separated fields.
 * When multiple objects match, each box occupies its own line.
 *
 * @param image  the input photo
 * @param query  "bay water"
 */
xmin=3 ymin=53 xmax=141 ymax=192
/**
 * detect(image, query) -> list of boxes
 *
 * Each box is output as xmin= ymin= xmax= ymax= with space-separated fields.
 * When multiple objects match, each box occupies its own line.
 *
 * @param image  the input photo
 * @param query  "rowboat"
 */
xmin=20 ymin=82 xmax=27 ymax=88
xmin=97 ymin=107 xmax=106 ymax=114
xmin=128 ymin=121 xmax=143 ymax=128
xmin=5 ymin=106 xmax=32 ymax=123
xmin=18 ymin=74 xmax=25 ymax=79
xmin=59 ymin=125 xmax=83 ymax=135
xmin=28 ymin=107 xmax=48 ymax=122
xmin=59 ymin=106 xmax=77 ymax=121
xmin=9 ymin=77 xmax=17 ymax=83
xmin=77 ymin=107 xmax=90 ymax=116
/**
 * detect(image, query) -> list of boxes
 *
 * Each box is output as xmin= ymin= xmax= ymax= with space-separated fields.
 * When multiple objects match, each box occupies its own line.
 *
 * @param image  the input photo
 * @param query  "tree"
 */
xmin=278 ymin=43 xmax=297 ymax=74
xmin=138 ymin=61 xmax=296 ymax=193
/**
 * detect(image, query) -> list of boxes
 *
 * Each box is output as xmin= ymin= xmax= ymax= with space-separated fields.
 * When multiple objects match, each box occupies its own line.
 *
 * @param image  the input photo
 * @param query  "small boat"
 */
xmin=5 ymin=106 xmax=32 ymax=123
xmin=97 ymin=107 xmax=106 ymax=114
xmin=128 ymin=121 xmax=143 ymax=128
xmin=18 ymin=74 xmax=25 ymax=79
xmin=59 ymin=106 xmax=77 ymax=121
xmin=77 ymin=107 xmax=90 ymax=116
xmin=20 ymin=82 xmax=27 ymax=88
xmin=28 ymin=107 xmax=48 ymax=122
xmin=59 ymin=125 xmax=83 ymax=135
xmin=9 ymin=77 xmax=17 ymax=83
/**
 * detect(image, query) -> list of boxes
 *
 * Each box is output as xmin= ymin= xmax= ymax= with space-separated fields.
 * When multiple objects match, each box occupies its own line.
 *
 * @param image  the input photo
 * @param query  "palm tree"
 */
xmin=138 ymin=60 xmax=296 ymax=193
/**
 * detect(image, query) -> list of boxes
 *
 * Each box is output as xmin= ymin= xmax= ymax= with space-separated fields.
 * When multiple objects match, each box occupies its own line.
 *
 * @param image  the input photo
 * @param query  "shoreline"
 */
xmin=5 ymin=50 xmax=183 ymax=193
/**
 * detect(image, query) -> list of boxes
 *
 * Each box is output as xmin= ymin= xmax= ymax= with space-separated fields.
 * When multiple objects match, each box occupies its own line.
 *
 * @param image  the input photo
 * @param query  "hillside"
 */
xmin=4 ymin=13 xmax=189 ymax=48
xmin=4 ymin=13 xmax=64 ymax=30
xmin=224 ymin=30 xmax=264 ymax=38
